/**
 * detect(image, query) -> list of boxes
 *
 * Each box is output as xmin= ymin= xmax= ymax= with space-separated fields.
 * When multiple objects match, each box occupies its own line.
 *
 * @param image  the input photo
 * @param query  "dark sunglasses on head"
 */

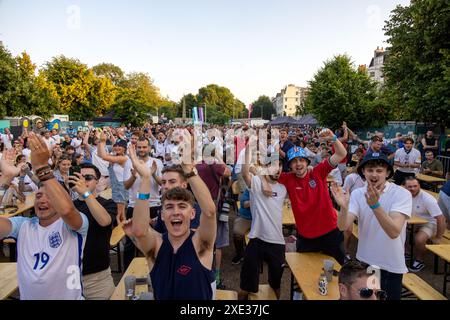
xmin=82 ymin=174 xmax=97 ymax=181
xmin=359 ymin=288 xmax=387 ymax=300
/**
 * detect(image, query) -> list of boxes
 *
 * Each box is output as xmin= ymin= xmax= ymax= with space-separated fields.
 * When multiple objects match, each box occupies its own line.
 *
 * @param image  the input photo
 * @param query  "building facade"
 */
xmin=272 ymin=84 xmax=309 ymax=116
xmin=367 ymin=46 xmax=387 ymax=85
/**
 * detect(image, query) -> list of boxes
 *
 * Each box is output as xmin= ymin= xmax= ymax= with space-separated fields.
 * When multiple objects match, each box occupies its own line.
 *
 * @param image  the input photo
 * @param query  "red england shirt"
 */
xmin=279 ymin=160 xmax=337 ymax=238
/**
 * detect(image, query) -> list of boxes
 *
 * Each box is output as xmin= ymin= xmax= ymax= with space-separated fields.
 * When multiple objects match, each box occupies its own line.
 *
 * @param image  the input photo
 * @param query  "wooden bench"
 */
xmin=248 ymin=284 xmax=277 ymax=300
xmin=110 ymin=224 xmax=126 ymax=273
xmin=2 ymin=238 xmax=17 ymax=262
xmin=444 ymin=230 xmax=450 ymax=241
xmin=216 ymin=289 xmax=238 ymax=300
xmin=402 ymin=273 xmax=447 ymax=300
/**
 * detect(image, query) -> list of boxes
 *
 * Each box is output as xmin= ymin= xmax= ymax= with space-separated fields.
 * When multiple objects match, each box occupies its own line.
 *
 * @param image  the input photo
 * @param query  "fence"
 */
xmin=437 ymin=155 xmax=450 ymax=176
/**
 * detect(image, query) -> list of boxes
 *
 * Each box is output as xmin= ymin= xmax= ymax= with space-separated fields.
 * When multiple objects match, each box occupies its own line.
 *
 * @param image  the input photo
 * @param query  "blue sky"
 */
xmin=0 ymin=0 xmax=410 ymax=105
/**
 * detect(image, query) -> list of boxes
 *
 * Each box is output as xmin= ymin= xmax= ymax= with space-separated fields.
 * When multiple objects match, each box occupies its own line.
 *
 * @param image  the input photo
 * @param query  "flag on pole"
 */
xmin=198 ymin=107 xmax=204 ymax=123
xmin=248 ymin=104 xmax=253 ymax=119
xmin=193 ymin=107 xmax=198 ymax=124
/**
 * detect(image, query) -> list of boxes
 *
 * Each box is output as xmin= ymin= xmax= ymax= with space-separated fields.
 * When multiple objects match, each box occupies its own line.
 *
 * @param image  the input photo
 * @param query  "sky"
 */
xmin=0 ymin=0 xmax=410 ymax=105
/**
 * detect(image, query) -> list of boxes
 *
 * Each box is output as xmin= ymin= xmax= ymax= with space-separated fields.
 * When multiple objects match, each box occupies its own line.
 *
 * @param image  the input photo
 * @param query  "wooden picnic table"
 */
xmin=423 ymin=189 xmax=439 ymax=199
xmin=425 ymin=244 xmax=450 ymax=297
xmin=110 ymin=257 xmax=149 ymax=300
xmin=0 ymin=263 xmax=18 ymax=300
xmin=110 ymin=257 xmax=237 ymax=300
xmin=0 ymin=193 xmax=35 ymax=219
xmin=416 ymin=173 xmax=446 ymax=184
xmin=282 ymin=205 xmax=295 ymax=226
xmin=286 ymin=252 xmax=341 ymax=300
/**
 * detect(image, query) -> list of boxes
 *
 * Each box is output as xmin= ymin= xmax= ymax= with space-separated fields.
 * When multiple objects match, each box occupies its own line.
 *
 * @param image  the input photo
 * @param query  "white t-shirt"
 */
xmin=248 ymin=175 xmax=287 ymax=245
xmin=8 ymin=214 xmax=89 ymax=300
xmin=394 ymin=148 xmax=421 ymax=173
xmin=349 ymin=182 xmax=412 ymax=274
xmin=90 ymin=146 xmax=110 ymax=177
xmin=43 ymin=137 xmax=56 ymax=151
xmin=412 ymin=190 xmax=443 ymax=225
xmin=152 ymin=140 xmax=168 ymax=159
xmin=51 ymin=134 xmax=61 ymax=144
xmin=1 ymin=133 xmax=14 ymax=149
xmin=343 ymin=173 xmax=366 ymax=194
xmin=124 ymin=157 xmax=163 ymax=208
xmin=71 ymin=138 xmax=83 ymax=154
xmin=164 ymin=143 xmax=179 ymax=166
xmin=22 ymin=148 xmax=32 ymax=164
xmin=329 ymin=168 xmax=343 ymax=186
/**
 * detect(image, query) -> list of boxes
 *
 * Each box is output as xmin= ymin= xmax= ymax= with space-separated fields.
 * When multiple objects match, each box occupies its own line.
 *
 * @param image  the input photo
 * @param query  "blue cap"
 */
xmin=287 ymin=146 xmax=310 ymax=166
xmin=357 ymin=151 xmax=394 ymax=179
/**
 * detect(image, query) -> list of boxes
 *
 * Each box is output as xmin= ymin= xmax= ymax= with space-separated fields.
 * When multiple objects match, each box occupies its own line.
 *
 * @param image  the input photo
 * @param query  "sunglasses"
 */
xmin=358 ymin=288 xmax=387 ymax=300
xmin=82 ymin=174 xmax=97 ymax=181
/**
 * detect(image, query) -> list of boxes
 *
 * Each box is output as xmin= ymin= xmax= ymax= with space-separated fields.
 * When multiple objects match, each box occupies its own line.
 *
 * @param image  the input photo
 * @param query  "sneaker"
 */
xmin=409 ymin=260 xmax=425 ymax=273
xmin=404 ymin=252 xmax=411 ymax=260
xmin=231 ymin=255 xmax=244 ymax=265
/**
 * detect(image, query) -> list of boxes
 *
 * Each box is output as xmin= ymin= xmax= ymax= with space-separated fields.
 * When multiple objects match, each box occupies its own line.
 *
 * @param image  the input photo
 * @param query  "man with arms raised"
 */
xmin=123 ymin=144 xmax=217 ymax=299
xmin=0 ymin=133 xmax=88 ymax=299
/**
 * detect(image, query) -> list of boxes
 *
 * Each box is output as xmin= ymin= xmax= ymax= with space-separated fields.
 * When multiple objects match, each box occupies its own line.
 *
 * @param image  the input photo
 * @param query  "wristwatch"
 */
xmin=184 ymin=167 xmax=198 ymax=179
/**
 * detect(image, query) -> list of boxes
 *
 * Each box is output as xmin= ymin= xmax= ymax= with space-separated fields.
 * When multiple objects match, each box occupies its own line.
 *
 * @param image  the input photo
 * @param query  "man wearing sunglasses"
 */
xmin=338 ymin=260 xmax=387 ymax=300
xmin=70 ymin=163 xmax=118 ymax=299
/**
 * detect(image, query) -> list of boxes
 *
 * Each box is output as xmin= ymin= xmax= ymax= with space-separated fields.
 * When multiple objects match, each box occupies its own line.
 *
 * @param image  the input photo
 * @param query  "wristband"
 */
xmin=81 ymin=191 xmax=92 ymax=200
xmin=369 ymin=202 xmax=381 ymax=210
xmin=137 ymin=193 xmax=150 ymax=200
xmin=332 ymin=135 xmax=337 ymax=142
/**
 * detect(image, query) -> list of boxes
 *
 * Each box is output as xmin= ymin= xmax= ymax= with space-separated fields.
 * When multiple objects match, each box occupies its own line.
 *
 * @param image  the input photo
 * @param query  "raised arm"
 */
xmin=70 ymin=172 xmax=112 ymax=227
xmin=242 ymin=143 xmax=252 ymax=188
xmin=183 ymin=163 xmax=217 ymax=251
xmin=331 ymin=182 xmax=356 ymax=230
xmin=28 ymin=132 xmax=84 ymax=230
xmin=0 ymin=149 xmax=20 ymax=238
xmin=365 ymin=183 xmax=407 ymax=239
xmin=98 ymin=132 xmax=127 ymax=164
xmin=127 ymin=144 xmax=161 ymax=260
xmin=320 ymin=129 xmax=347 ymax=166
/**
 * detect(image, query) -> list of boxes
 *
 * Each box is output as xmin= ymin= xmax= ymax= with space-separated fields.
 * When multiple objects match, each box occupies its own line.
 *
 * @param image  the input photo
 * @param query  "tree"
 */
xmin=112 ymin=72 xmax=162 ymax=124
xmin=383 ymin=0 xmax=450 ymax=127
xmin=250 ymin=95 xmax=276 ymax=120
xmin=92 ymin=63 xmax=124 ymax=86
xmin=0 ymin=44 xmax=21 ymax=117
xmin=41 ymin=55 xmax=115 ymax=120
xmin=305 ymin=55 xmax=386 ymax=129
xmin=0 ymin=46 xmax=60 ymax=118
xmin=196 ymin=84 xmax=245 ymax=122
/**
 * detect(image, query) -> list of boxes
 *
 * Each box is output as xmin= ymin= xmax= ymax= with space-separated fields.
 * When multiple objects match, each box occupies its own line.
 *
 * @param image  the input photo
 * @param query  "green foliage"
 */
xmin=197 ymin=84 xmax=245 ymax=122
xmin=305 ymin=55 xmax=386 ymax=129
xmin=250 ymin=95 xmax=276 ymax=120
xmin=0 ymin=45 xmax=60 ymax=118
xmin=41 ymin=56 xmax=115 ymax=120
xmin=92 ymin=63 xmax=124 ymax=85
xmin=383 ymin=0 xmax=450 ymax=127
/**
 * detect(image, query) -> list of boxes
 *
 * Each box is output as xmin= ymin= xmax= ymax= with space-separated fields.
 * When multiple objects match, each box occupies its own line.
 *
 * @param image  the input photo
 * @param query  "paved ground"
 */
xmin=2 ymin=207 xmax=448 ymax=299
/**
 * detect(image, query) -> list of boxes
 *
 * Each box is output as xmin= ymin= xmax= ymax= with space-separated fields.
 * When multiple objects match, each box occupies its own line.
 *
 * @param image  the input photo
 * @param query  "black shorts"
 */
xmin=240 ymin=238 xmax=285 ymax=293
xmin=296 ymin=228 xmax=345 ymax=265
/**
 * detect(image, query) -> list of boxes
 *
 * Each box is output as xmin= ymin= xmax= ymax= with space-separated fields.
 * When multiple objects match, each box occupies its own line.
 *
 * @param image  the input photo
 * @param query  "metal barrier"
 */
xmin=437 ymin=155 xmax=450 ymax=176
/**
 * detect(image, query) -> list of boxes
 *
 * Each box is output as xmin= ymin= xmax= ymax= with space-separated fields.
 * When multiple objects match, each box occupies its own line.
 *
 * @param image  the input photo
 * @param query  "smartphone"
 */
xmin=68 ymin=165 xmax=81 ymax=188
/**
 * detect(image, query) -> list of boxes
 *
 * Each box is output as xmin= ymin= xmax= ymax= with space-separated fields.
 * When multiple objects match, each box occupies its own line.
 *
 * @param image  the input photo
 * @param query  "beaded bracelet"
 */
xmin=369 ymin=202 xmax=381 ymax=210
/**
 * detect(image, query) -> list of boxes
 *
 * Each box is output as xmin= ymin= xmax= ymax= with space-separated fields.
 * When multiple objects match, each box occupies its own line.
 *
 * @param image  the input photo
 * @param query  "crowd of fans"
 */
xmin=0 ymin=120 xmax=449 ymax=300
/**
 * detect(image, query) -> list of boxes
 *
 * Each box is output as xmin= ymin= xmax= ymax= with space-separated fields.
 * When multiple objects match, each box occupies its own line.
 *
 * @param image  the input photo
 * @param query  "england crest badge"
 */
xmin=49 ymin=231 xmax=62 ymax=248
